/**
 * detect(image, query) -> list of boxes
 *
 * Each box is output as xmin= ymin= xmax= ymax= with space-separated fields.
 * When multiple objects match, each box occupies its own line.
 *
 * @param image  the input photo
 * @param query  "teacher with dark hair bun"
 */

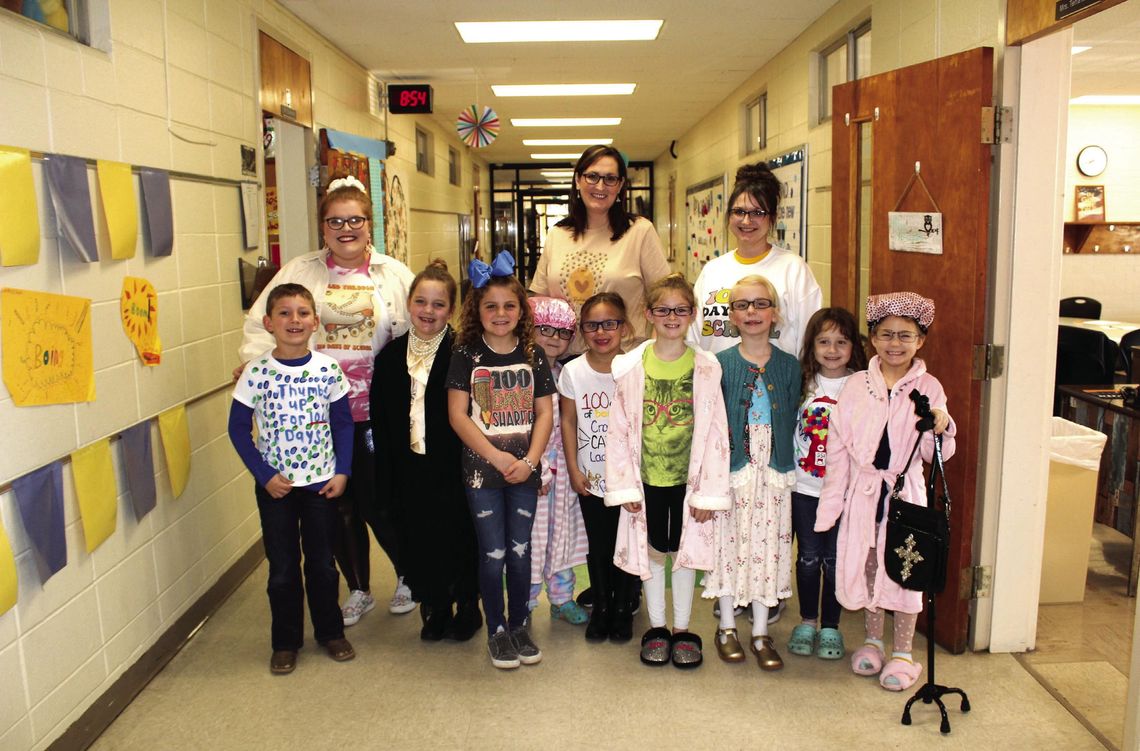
xmin=530 ymin=145 xmax=671 ymax=354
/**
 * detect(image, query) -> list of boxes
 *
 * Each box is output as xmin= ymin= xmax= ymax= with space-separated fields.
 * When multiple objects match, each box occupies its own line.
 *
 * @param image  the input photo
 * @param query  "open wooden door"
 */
xmin=831 ymin=47 xmax=993 ymax=654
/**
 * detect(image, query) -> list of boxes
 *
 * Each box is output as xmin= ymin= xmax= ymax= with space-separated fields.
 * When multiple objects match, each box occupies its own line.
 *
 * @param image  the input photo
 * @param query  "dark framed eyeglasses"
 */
xmin=872 ymin=329 xmax=919 ymax=343
xmin=729 ymin=207 xmax=769 ymax=220
xmin=324 ymin=215 xmax=368 ymax=230
xmin=649 ymin=305 xmax=694 ymax=318
xmin=580 ymin=171 xmax=622 ymax=187
xmin=729 ymin=298 xmax=774 ymax=311
xmin=537 ymin=325 xmax=574 ymax=341
xmin=582 ymin=319 xmax=623 ymax=333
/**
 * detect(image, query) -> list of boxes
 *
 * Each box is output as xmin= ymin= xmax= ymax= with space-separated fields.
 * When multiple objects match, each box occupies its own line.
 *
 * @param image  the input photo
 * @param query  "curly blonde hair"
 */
xmin=456 ymin=275 xmax=542 ymax=366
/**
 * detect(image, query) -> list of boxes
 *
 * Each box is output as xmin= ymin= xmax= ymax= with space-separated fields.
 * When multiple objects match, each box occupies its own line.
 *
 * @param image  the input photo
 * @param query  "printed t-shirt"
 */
xmin=316 ymin=256 xmax=383 ymax=421
xmin=794 ymin=373 xmax=850 ymax=497
xmin=640 ymin=346 xmax=695 ymax=487
xmin=558 ymin=356 xmax=616 ymax=496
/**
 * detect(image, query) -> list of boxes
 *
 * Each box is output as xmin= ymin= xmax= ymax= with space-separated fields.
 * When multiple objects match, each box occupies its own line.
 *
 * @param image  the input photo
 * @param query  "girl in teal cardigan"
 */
xmin=702 ymin=274 xmax=801 ymax=671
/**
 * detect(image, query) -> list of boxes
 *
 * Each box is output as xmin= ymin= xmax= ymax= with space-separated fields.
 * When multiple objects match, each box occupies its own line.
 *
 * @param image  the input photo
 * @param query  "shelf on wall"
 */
xmin=1063 ymin=222 xmax=1140 ymax=255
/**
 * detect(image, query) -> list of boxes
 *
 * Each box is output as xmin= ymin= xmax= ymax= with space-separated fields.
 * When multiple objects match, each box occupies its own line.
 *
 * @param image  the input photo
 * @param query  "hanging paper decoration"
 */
xmin=456 ymin=105 xmax=500 ymax=149
xmin=1 ymin=288 xmax=95 ymax=406
xmin=120 ymin=277 xmax=161 ymax=365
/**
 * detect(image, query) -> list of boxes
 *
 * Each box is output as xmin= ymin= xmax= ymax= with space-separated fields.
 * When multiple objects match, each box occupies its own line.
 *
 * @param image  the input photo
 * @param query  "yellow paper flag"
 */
xmin=96 ymin=160 xmax=138 ymax=260
xmin=71 ymin=440 xmax=118 ymax=553
xmin=0 ymin=515 xmax=17 ymax=615
xmin=158 ymin=405 xmax=191 ymax=498
xmin=0 ymin=146 xmax=40 ymax=266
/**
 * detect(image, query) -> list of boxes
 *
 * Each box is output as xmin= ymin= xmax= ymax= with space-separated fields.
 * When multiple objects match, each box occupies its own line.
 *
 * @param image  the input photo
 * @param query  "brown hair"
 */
xmin=579 ymin=291 xmax=627 ymax=325
xmin=646 ymin=272 xmax=696 ymax=309
xmin=410 ymin=258 xmax=457 ymax=309
xmin=726 ymin=162 xmax=780 ymax=228
xmin=319 ymin=181 xmax=372 ymax=223
xmin=456 ymin=275 xmax=542 ymax=366
xmin=265 ymin=283 xmax=316 ymax=315
xmin=799 ymin=307 xmax=868 ymax=399
xmin=556 ymin=145 xmax=635 ymax=242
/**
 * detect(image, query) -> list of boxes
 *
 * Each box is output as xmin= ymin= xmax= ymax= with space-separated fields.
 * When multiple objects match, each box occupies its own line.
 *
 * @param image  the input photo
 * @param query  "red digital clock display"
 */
xmin=387 ymin=84 xmax=433 ymax=114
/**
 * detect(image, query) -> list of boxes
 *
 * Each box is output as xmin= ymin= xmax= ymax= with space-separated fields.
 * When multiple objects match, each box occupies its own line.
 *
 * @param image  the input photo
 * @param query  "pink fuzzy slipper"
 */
xmin=851 ymin=643 xmax=884 ymax=676
xmin=879 ymin=657 xmax=923 ymax=691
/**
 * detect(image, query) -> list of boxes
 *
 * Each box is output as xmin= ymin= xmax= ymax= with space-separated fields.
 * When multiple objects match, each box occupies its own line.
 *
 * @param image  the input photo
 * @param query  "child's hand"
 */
xmin=319 ymin=474 xmax=348 ymax=499
xmin=567 ymin=467 xmax=590 ymax=496
xmin=264 ymin=473 xmax=293 ymax=499
xmin=502 ymin=459 xmax=535 ymax=485
xmin=491 ymin=450 xmax=517 ymax=475
xmin=540 ymin=482 xmax=550 ymax=494
xmin=931 ymin=408 xmax=950 ymax=435
xmin=232 ymin=362 xmax=247 ymax=383
xmin=690 ymin=508 xmax=714 ymax=523
xmin=624 ymin=501 xmax=642 ymax=513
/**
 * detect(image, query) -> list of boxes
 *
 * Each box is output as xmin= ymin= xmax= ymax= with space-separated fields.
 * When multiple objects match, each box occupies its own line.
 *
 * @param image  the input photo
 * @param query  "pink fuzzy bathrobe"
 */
xmin=814 ymin=357 xmax=956 ymax=614
xmin=604 ymin=340 xmax=732 ymax=580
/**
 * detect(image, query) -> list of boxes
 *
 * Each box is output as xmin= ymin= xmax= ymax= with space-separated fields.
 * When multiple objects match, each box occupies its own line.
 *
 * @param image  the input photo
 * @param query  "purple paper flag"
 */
xmin=43 ymin=153 xmax=98 ymax=263
xmin=120 ymin=422 xmax=157 ymax=519
xmin=138 ymin=168 xmax=173 ymax=257
xmin=12 ymin=462 xmax=67 ymax=580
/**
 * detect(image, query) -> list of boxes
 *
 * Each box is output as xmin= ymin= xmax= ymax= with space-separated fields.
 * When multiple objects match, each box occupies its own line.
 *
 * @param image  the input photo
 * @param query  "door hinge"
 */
xmin=968 ymin=565 xmax=992 ymax=599
xmin=981 ymin=106 xmax=1013 ymax=144
xmin=971 ymin=344 xmax=1005 ymax=381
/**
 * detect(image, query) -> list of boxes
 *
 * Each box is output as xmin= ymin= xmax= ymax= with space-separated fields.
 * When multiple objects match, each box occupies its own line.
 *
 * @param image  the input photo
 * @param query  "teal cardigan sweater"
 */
xmin=716 ymin=345 xmax=801 ymax=473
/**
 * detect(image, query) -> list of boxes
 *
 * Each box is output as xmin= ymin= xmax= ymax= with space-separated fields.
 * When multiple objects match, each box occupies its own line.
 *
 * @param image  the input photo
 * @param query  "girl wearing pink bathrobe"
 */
xmin=814 ymin=291 xmax=954 ymax=692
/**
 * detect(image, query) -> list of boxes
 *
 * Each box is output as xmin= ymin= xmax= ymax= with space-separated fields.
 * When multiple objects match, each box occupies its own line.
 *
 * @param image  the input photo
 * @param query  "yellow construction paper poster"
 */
xmin=1 ymin=288 xmax=95 ymax=406
xmin=96 ymin=160 xmax=138 ymax=260
xmin=158 ymin=405 xmax=191 ymax=498
xmin=120 ymin=277 xmax=161 ymax=365
xmin=0 ymin=146 xmax=40 ymax=266
xmin=0 ymin=515 xmax=16 ymax=615
xmin=71 ymin=440 xmax=118 ymax=553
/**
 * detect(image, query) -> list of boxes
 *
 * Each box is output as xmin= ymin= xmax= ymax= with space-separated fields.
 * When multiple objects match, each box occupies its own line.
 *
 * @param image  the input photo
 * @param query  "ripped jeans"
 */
xmin=465 ymin=484 xmax=539 ymax=633
xmin=791 ymin=491 xmax=841 ymax=628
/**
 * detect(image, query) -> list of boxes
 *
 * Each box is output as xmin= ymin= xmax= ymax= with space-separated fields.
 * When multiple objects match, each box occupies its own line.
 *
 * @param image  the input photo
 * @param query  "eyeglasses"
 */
xmin=729 ymin=207 xmax=770 ymax=220
xmin=536 ymin=325 xmax=574 ymax=341
xmin=579 ymin=171 xmax=622 ymax=187
xmin=649 ymin=305 xmax=694 ymax=318
xmin=582 ymin=319 xmax=623 ymax=333
xmin=872 ymin=329 xmax=920 ymax=343
xmin=643 ymin=398 xmax=694 ymax=427
xmin=324 ymin=215 xmax=368 ymax=230
xmin=729 ymin=298 xmax=774 ymax=311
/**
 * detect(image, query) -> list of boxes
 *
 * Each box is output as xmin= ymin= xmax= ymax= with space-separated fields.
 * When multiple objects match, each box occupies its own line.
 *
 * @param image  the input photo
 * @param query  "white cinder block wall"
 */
xmin=0 ymin=1 xmax=484 ymax=748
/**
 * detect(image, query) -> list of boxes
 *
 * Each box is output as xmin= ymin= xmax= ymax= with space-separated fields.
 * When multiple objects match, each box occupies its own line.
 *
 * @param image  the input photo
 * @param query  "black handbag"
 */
xmin=884 ymin=392 xmax=952 ymax=593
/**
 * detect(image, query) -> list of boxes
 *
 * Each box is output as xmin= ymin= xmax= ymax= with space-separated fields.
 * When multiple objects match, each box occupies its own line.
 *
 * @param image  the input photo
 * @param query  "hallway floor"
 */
xmin=87 ymin=549 xmax=1109 ymax=751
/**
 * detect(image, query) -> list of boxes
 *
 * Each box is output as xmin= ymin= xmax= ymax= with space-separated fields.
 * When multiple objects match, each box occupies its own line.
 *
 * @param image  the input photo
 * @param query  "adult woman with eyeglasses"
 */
xmin=239 ymin=177 xmax=417 ymax=628
xmin=530 ymin=145 xmax=671 ymax=354
xmin=690 ymin=162 xmax=822 ymax=359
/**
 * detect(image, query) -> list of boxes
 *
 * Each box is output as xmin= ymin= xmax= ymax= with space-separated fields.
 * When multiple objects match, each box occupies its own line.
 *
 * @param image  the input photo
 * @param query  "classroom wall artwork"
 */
xmin=120 ymin=277 xmax=161 ymax=365
xmin=767 ymin=146 xmax=808 ymax=260
xmin=685 ymin=174 xmax=728 ymax=279
xmin=1 ymin=288 xmax=94 ymax=406
xmin=383 ymin=162 xmax=409 ymax=264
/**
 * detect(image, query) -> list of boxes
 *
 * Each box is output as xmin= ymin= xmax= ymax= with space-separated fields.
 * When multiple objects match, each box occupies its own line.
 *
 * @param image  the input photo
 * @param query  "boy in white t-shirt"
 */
xmin=228 ymin=283 xmax=355 ymax=675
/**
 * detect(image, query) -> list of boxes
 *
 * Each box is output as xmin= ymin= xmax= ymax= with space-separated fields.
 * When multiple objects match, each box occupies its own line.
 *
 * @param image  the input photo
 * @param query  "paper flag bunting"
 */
xmin=0 ymin=146 xmax=40 ymax=266
xmin=96 ymin=159 xmax=138 ymax=260
xmin=158 ymin=405 xmax=191 ymax=498
xmin=0 ymin=514 xmax=16 ymax=615
xmin=120 ymin=421 xmax=157 ymax=519
xmin=12 ymin=463 xmax=67 ymax=580
xmin=43 ymin=153 xmax=98 ymax=263
xmin=456 ymin=105 xmax=500 ymax=149
xmin=71 ymin=440 xmax=118 ymax=553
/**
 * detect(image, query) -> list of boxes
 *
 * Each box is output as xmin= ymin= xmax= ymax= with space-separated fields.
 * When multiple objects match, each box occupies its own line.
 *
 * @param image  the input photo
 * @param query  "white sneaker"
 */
xmin=342 ymin=589 xmax=375 ymax=627
xmin=388 ymin=577 xmax=416 ymax=614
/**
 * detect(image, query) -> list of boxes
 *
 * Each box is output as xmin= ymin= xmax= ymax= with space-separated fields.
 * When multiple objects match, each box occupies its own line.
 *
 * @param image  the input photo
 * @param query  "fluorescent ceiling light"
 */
xmin=1071 ymin=46 xmax=1091 ymax=55
xmin=540 ymin=171 xmax=575 ymax=178
xmin=1070 ymin=95 xmax=1140 ymax=105
xmin=456 ymin=20 xmax=662 ymax=43
xmin=512 ymin=118 xmax=622 ymax=127
xmin=494 ymin=84 xmax=636 ymax=97
xmin=531 ymin=153 xmax=584 ymax=160
xmin=523 ymin=138 xmax=613 ymax=146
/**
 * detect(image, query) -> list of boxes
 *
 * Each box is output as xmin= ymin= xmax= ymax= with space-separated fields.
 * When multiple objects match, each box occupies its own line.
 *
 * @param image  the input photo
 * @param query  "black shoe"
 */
xmin=576 ymin=586 xmax=595 ymax=611
xmin=446 ymin=601 xmax=484 ymax=642
xmin=585 ymin=604 xmax=610 ymax=641
xmin=608 ymin=571 xmax=635 ymax=643
xmin=420 ymin=604 xmax=452 ymax=641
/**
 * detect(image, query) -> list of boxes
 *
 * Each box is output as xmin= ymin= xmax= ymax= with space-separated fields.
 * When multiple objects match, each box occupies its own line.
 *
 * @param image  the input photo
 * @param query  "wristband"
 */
xmin=521 ymin=456 xmax=537 ymax=474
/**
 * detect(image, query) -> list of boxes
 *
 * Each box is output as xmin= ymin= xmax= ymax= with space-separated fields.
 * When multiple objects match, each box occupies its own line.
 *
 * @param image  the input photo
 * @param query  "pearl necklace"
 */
xmin=409 ymin=327 xmax=446 ymax=359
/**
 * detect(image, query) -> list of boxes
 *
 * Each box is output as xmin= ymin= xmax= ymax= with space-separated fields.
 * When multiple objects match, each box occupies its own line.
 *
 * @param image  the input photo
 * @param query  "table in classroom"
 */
xmin=1059 ymin=317 xmax=1140 ymax=345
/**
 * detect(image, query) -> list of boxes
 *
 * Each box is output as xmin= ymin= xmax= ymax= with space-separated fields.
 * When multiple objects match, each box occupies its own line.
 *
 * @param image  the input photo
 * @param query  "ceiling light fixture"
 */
xmin=455 ymin=20 xmax=662 ymax=44
xmin=511 ymin=118 xmax=622 ymax=127
xmin=1070 ymin=95 xmax=1140 ymax=105
xmin=1071 ymin=46 xmax=1091 ymax=55
xmin=494 ymin=84 xmax=636 ymax=97
xmin=540 ymin=171 xmax=575 ymax=178
xmin=523 ymin=138 xmax=614 ymax=146
xmin=530 ymin=153 xmax=584 ymax=160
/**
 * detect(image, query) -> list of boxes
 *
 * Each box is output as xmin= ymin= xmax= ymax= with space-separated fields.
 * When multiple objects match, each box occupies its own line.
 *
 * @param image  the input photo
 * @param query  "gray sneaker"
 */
xmin=488 ymin=629 xmax=520 ymax=669
xmin=510 ymin=625 xmax=542 ymax=665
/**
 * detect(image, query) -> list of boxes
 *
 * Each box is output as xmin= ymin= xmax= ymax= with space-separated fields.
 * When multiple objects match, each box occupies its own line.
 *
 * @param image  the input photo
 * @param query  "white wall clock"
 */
xmin=1077 ymin=145 xmax=1107 ymax=177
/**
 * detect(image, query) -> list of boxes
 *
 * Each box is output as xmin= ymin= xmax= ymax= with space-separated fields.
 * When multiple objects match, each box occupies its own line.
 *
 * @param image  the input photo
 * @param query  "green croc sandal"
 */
xmin=816 ymin=627 xmax=845 ymax=660
xmin=787 ymin=624 xmax=817 ymax=656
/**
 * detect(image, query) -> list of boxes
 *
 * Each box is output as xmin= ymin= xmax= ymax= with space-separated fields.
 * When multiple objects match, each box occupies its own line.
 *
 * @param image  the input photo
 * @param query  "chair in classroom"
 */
xmin=1059 ymin=296 xmax=1103 ymax=319
xmin=1117 ymin=328 xmax=1140 ymax=382
xmin=1055 ymin=325 xmax=1117 ymax=414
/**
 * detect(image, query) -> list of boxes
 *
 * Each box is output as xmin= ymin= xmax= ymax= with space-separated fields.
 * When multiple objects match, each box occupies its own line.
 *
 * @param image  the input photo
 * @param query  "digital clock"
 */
xmin=387 ymin=84 xmax=433 ymax=114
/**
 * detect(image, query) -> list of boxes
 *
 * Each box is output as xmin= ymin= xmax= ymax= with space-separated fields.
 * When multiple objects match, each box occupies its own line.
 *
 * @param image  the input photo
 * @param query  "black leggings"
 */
xmin=333 ymin=421 xmax=401 ymax=593
xmin=643 ymin=483 xmax=685 ymax=553
xmin=578 ymin=493 xmax=621 ymax=568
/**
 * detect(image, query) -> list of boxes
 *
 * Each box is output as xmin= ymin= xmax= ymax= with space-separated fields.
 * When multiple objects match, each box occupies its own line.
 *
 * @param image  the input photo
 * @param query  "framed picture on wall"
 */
xmin=1075 ymin=185 xmax=1105 ymax=222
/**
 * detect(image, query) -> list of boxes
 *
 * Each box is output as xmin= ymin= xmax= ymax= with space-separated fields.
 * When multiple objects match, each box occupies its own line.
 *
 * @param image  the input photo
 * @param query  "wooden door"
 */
xmin=831 ymin=47 xmax=993 ymax=654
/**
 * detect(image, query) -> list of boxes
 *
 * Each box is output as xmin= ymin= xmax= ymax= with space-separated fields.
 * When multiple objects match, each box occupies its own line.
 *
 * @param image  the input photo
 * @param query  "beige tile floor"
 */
xmin=90 ymin=551 xmax=1107 ymax=750
xmin=1019 ymin=523 xmax=1134 ymax=750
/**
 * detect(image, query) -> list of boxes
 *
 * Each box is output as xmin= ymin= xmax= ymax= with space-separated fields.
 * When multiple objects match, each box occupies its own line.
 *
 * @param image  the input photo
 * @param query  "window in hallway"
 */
xmin=743 ymin=92 xmax=767 ymax=155
xmin=416 ymin=127 xmax=433 ymax=175
xmin=816 ymin=20 xmax=872 ymax=124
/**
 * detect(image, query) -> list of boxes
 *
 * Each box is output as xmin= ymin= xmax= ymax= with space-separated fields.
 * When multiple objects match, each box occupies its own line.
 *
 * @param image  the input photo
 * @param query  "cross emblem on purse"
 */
xmin=893 ymin=533 xmax=925 ymax=582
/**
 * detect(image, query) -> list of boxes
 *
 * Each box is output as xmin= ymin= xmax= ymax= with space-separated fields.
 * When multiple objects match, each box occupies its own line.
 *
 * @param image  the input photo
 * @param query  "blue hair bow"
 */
xmin=468 ymin=250 xmax=516 ymax=289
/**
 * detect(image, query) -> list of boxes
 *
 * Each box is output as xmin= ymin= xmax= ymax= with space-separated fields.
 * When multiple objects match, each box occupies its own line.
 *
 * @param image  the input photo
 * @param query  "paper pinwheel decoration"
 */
xmin=456 ymin=105 xmax=500 ymax=148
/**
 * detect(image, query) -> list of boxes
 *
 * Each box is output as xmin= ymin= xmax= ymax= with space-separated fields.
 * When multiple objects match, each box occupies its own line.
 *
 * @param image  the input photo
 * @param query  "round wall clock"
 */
xmin=1077 ymin=145 xmax=1107 ymax=177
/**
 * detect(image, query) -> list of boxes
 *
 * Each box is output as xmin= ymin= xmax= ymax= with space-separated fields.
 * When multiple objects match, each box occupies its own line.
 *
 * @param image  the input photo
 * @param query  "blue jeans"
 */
xmin=465 ymin=484 xmax=538 ymax=633
xmin=791 ymin=491 xmax=841 ymax=628
xmin=257 ymin=484 xmax=344 ymax=650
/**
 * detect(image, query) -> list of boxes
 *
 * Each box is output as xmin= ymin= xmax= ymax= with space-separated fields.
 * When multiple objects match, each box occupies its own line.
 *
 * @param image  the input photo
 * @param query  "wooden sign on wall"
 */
xmin=1006 ymin=0 xmax=1128 ymax=45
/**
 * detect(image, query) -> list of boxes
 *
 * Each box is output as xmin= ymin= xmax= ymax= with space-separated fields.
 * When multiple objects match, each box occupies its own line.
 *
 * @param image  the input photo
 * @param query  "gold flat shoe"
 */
xmin=715 ymin=627 xmax=746 ymax=662
xmin=751 ymin=635 xmax=784 ymax=671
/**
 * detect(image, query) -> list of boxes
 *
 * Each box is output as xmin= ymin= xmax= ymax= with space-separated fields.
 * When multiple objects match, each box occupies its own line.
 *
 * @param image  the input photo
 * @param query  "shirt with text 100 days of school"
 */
xmin=446 ymin=339 xmax=557 ymax=489
xmin=558 ymin=356 xmax=616 ymax=497
xmin=233 ymin=350 xmax=349 ymax=485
